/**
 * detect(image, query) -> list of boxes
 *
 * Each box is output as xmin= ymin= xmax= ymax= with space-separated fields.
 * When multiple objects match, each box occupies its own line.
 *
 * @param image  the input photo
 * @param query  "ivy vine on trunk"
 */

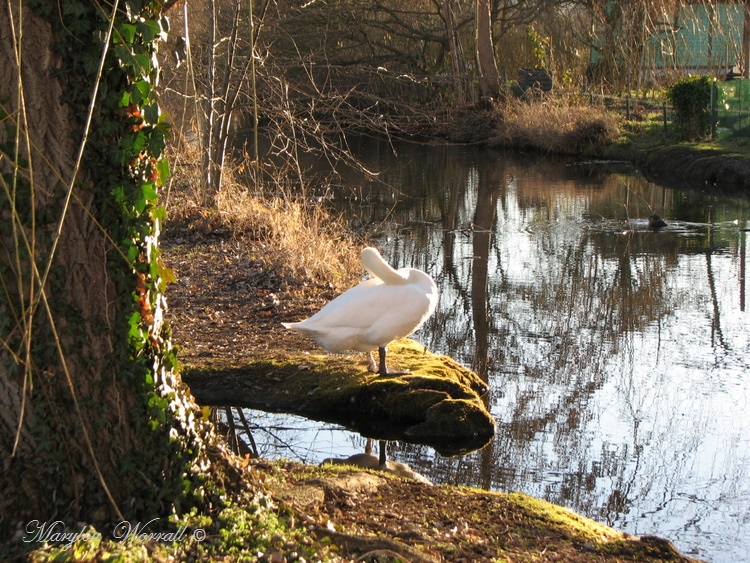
xmin=0 ymin=0 xmax=214 ymax=533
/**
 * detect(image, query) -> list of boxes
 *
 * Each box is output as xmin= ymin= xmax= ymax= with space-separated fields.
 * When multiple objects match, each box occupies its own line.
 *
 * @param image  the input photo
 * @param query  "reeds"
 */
xmin=216 ymin=182 xmax=361 ymax=288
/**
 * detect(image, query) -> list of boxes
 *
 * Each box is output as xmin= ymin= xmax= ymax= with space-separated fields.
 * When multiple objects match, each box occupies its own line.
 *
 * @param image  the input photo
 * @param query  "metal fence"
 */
xmin=586 ymin=79 xmax=750 ymax=140
xmin=587 ymin=92 xmax=672 ymax=129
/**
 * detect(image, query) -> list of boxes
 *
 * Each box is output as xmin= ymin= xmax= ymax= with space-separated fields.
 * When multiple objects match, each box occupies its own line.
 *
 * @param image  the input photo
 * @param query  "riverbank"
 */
xmin=438 ymin=99 xmax=750 ymax=194
xmin=497 ymin=101 xmax=750 ymax=193
xmin=605 ymin=143 xmax=750 ymax=193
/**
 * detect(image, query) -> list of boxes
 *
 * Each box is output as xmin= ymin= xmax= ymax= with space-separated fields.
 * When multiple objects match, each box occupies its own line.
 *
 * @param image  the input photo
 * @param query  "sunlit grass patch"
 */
xmin=214 ymin=183 xmax=361 ymax=289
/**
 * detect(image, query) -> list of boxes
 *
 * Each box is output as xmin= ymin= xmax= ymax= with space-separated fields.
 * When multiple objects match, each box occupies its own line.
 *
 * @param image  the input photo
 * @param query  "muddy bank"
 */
xmin=447 ymin=103 xmax=750 ymax=195
xmin=605 ymin=144 xmax=750 ymax=194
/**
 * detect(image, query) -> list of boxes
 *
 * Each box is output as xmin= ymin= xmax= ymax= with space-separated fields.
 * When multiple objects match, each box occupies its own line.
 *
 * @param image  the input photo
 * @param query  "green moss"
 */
xmin=382 ymin=388 xmax=448 ymax=416
xmin=22 ymin=494 xmax=332 ymax=562
xmin=183 ymin=338 xmax=495 ymax=455
xmin=506 ymin=492 xmax=623 ymax=542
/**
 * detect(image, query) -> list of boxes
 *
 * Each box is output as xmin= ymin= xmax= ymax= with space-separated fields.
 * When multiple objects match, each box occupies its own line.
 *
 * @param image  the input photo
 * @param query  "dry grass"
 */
xmin=163 ymin=143 xmax=362 ymax=291
xmin=496 ymin=98 xmax=620 ymax=155
xmin=219 ymin=183 xmax=361 ymax=287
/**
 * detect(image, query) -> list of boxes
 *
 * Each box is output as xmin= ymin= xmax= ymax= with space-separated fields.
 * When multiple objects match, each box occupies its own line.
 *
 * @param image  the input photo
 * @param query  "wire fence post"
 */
xmin=711 ymin=80 xmax=717 ymax=140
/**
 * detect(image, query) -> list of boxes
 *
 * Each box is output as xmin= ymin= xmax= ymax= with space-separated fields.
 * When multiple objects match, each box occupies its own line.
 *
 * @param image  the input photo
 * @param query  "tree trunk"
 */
xmin=743 ymin=0 xmax=750 ymax=77
xmin=202 ymin=0 xmax=221 ymax=201
xmin=442 ymin=0 xmax=468 ymax=104
xmin=0 ymin=1 xmax=205 ymax=534
xmin=476 ymin=0 xmax=501 ymax=99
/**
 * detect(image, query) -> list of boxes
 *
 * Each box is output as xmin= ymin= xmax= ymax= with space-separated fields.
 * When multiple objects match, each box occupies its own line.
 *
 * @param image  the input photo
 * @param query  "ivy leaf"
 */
xmin=136 ymin=19 xmax=162 ymax=43
xmin=152 ymin=205 xmax=167 ymax=222
xmin=111 ymin=186 xmax=126 ymax=205
xmin=130 ymin=80 xmax=151 ymax=104
xmin=62 ymin=1 xmax=85 ymax=18
xmin=115 ymin=44 xmax=138 ymax=71
xmin=117 ymin=23 xmax=136 ymax=44
xmin=141 ymin=181 xmax=158 ymax=203
xmin=134 ymin=53 xmax=152 ymax=75
xmin=133 ymin=191 xmax=147 ymax=214
xmin=147 ymin=129 xmax=166 ymax=157
xmin=157 ymin=258 xmax=177 ymax=285
xmin=143 ymin=102 xmax=159 ymax=124
xmin=132 ymin=182 xmax=157 ymax=214
xmin=128 ymin=311 xmax=145 ymax=342
xmin=156 ymin=158 xmax=170 ymax=184
xmin=120 ymin=137 xmax=144 ymax=167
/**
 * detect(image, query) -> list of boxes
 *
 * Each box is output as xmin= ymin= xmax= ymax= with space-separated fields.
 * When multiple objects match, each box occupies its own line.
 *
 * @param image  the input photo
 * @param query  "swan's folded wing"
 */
xmin=281 ymin=261 xmax=437 ymax=354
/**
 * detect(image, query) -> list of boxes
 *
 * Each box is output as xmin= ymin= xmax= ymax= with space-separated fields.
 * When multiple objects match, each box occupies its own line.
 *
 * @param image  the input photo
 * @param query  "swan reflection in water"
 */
xmin=320 ymin=438 xmax=432 ymax=484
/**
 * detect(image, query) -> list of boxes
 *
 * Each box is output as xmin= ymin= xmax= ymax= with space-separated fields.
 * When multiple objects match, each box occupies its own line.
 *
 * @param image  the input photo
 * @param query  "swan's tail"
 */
xmin=282 ymin=321 xmax=311 ymax=335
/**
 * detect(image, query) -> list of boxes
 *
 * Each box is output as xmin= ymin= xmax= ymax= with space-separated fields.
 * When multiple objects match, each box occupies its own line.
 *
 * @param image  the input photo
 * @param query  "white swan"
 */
xmin=282 ymin=247 xmax=438 ymax=376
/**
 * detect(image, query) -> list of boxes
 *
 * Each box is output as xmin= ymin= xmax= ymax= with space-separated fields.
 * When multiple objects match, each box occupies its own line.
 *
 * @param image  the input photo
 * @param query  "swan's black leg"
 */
xmin=377 ymin=346 xmax=409 ymax=376
xmin=377 ymin=347 xmax=388 ymax=375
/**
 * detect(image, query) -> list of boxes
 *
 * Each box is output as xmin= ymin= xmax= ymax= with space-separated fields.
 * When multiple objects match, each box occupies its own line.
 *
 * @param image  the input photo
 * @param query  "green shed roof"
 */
xmin=646 ymin=3 xmax=744 ymax=69
xmin=592 ymin=2 xmax=745 ymax=70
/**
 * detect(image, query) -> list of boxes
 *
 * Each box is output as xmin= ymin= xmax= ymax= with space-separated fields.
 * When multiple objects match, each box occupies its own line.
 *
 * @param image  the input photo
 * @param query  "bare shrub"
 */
xmin=496 ymin=100 xmax=619 ymax=155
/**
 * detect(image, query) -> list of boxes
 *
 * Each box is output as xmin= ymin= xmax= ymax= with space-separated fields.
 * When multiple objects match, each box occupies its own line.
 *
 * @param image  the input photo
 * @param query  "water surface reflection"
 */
xmin=254 ymin=141 xmax=750 ymax=562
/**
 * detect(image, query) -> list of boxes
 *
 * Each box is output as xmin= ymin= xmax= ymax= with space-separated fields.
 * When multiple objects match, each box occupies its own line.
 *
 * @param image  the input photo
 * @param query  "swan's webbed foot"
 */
xmin=376 ymin=346 xmax=410 ymax=377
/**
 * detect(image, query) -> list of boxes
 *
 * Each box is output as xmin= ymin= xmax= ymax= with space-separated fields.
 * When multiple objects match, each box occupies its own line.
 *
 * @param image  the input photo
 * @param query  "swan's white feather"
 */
xmin=282 ymin=247 xmax=437 ymax=353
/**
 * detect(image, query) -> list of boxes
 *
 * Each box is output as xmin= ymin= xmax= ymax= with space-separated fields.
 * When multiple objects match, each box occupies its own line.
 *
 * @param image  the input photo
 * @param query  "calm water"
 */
xmin=241 ymin=139 xmax=750 ymax=562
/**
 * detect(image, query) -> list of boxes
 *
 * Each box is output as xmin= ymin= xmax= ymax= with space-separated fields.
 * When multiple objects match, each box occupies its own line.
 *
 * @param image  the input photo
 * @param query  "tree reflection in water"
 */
xmin=247 ymin=140 xmax=750 ymax=563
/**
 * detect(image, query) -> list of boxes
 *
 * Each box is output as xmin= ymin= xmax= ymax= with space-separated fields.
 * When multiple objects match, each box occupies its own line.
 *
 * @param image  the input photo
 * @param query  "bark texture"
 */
xmin=1 ymin=3 xmax=149 ymax=531
xmin=475 ymin=0 xmax=500 ymax=99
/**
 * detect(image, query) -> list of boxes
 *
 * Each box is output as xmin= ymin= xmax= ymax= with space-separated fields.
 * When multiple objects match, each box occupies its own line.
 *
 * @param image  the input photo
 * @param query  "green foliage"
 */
xmin=525 ymin=25 xmax=550 ymax=68
xmin=667 ymin=75 xmax=712 ymax=139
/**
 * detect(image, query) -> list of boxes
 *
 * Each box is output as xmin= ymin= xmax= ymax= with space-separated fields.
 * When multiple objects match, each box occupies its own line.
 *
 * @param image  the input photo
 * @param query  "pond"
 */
xmin=241 ymin=138 xmax=750 ymax=562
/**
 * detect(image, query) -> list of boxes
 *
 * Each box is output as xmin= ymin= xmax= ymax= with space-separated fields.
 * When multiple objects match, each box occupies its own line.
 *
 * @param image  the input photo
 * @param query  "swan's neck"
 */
xmin=361 ymin=248 xmax=407 ymax=284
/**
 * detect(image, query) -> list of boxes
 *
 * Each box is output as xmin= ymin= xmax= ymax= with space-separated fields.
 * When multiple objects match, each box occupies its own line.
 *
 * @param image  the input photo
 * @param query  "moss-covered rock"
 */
xmin=182 ymin=339 xmax=494 ymax=455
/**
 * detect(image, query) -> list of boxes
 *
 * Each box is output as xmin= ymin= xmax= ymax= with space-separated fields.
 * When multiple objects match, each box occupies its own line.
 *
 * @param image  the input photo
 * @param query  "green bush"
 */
xmin=667 ymin=75 xmax=712 ymax=139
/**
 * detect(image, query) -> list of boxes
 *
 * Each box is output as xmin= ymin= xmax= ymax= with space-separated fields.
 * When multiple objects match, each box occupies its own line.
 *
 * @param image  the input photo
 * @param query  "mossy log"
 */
xmin=182 ymin=339 xmax=495 ymax=456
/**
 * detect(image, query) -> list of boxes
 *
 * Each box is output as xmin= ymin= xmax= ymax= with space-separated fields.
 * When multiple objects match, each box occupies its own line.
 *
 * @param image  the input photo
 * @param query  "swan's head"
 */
xmin=361 ymin=246 xmax=382 ymax=262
